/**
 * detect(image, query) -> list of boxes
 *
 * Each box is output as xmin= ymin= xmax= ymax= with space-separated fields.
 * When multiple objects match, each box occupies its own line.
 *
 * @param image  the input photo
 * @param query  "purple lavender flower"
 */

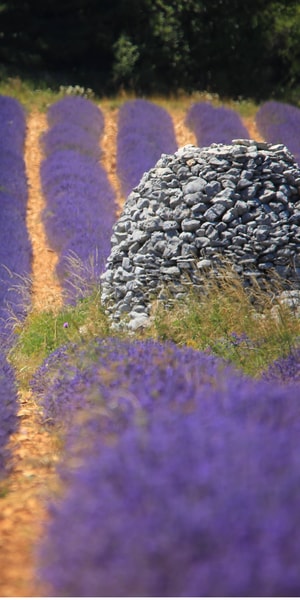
xmin=41 ymin=99 xmax=117 ymax=302
xmin=35 ymin=338 xmax=300 ymax=596
xmin=0 ymin=351 xmax=18 ymax=478
xmin=0 ymin=95 xmax=26 ymax=155
xmin=47 ymin=96 xmax=104 ymax=136
xmin=255 ymin=101 xmax=300 ymax=164
xmin=229 ymin=331 xmax=252 ymax=347
xmin=31 ymin=337 xmax=235 ymax=429
xmin=185 ymin=101 xmax=250 ymax=147
xmin=0 ymin=152 xmax=28 ymax=211
xmin=41 ymin=122 xmax=102 ymax=160
xmin=0 ymin=95 xmax=32 ymax=344
xmin=261 ymin=346 xmax=300 ymax=385
xmin=116 ymin=99 xmax=177 ymax=197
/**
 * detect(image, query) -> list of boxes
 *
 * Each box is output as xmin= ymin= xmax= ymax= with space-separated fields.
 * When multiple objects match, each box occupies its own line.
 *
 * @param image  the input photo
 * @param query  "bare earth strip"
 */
xmin=0 ymin=107 xmax=264 ymax=597
xmin=0 ymin=393 xmax=59 ymax=596
xmin=100 ymin=105 xmax=126 ymax=214
xmin=173 ymin=108 xmax=198 ymax=149
xmin=25 ymin=111 xmax=63 ymax=311
xmin=242 ymin=116 xmax=264 ymax=143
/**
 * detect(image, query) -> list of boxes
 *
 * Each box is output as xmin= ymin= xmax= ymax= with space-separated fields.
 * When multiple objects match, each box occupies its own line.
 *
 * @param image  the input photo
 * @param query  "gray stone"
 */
xmin=205 ymin=181 xmax=221 ymax=196
xmin=184 ymin=192 xmax=203 ymax=206
xmin=181 ymin=218 xmax=201 ymax=232
xmin=222 ymin=209 xmax=236 ymax=223
xmin=197 ymin=259 xmax=212 ymax=269
xmin=194 ymin=236 xmax=210 ymax=248
xmin=131 ymin=229 xmax=148 ymax=243
xmin=128 ymin=314 xmax=150 ymax=330
xmin=161 ymin=220 xmax=179 ymax=232
xmin=182 ymin=177 xmax=206 ymax=194
xmin=191 ymin=202 xmax=207 ymax=216
xmin=234 ymin=200 xmax=248 ymax=216
xmin=204 ymin=204 xmax=227 ymax=221
xmin=160 ymin=266 xmax=181 ymax=276
xmin=141 ymin=217 xmax=163 ymax=232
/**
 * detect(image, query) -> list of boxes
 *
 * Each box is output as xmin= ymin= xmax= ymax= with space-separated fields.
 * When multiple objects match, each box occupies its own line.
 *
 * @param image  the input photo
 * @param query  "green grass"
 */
xmin=141 ymin=265 xmax=300 ymax=378
xmin=0 ymin=73 xmax=260 ymax=119
xmin=9 ymin=289 xmax=111 ymax=387
xmin=9 ymin=264 xmax=300 ymax=387
xmin=0 ymin=75 xmax=64 ymax=112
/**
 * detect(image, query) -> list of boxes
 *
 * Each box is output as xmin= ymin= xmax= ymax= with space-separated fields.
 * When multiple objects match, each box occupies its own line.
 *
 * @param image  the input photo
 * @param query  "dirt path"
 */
xmin=243 ymin=116 xmax=264 ymax=143
xmin=25 ymin=111 xmax=63 ymax=311
xmin=100 ymin=106 xmax=125 ymax=214
xmin=0 ymin=105 xmax=262 ymax=597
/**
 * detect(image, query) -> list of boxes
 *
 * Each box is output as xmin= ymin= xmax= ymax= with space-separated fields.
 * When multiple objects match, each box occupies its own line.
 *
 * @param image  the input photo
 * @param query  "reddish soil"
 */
xmin=0 ymin=106 xmax=262 ymax=597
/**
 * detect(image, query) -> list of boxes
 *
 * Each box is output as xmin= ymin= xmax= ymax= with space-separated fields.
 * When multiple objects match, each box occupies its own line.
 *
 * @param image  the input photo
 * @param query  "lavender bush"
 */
xmin=41 ymin=122 xmax=102 ymax=159
xmin=41 ymin=151 xmax=114 ymax=251
xmin=255 ymin=100 xmax=300 ymax=164
xmin=185 ymin=101 xmax=249 ymax=147
xmin=47 ymin=95 xmax=104 ymax=135
xmin=0 ymin=351 xmax=18 ymax=479
xmin=31 ymin=337 xmax=237 ymax=430
xmin=0 ymin=95 xmax=26 ymax=155
xmin=262 ymin=346 xmax=300 ymax=385
xmin=33 ymin=337 xmax=300 ymax=596
xmin=116 ymin=99 xmax=177 ymax=197
xmin=0 ymin=95 xmax=32 ymax=344
xmin=40 ymin=97 xmax=117 ymax=302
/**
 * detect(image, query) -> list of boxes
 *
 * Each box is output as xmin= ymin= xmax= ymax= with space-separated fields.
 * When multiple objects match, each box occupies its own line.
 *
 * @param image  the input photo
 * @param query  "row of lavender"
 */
xmin=32 ymin=337 xmax=300 ymax=596
xmin=0 ymin=96 xmax=32 ymax=338
xmin=116 ymin=98 xmax=178 ymax=196
xmin=255 ymin=100 xmax=300 ymax=164
xmin=0 ymin=96 xmax=31 ymax=476
xmin=185 ymin=101 xmax=250 ymax=146
xmin=40 ymin=96 xmax=117 ymax=303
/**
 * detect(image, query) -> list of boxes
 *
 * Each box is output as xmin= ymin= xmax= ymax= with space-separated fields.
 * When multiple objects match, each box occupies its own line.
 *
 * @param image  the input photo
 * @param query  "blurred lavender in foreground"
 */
xmin=185 ymin=101 xmax=249 ymax=147
xmin=31 ymin=337 xmax=236 ymax=430
xmin=255 ymin=100 xmax=300 ymax=164
xmin=34 ymin=337 xmax=300 ymax=596
xmin=116 ymin=98 xmax=177 ymax=197
xmin=40 ymin=96 xmax=117 ymax=303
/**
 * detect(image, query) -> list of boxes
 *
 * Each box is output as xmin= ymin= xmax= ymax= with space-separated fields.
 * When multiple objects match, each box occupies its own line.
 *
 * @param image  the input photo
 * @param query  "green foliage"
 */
xmin=142 ymin=268 xmax=300 ymax=378
xmin=268 ymin=2 xmax=300 ymax=104
xmin=0 ymin=1 xmax=300 ymax=101
xmin=113 ymin=35 xmax=140 ymax=88
xmin=9 ymin=291 xmax=111 ymax=386
xmin=0 ymin=75 xmax=64 ymax=111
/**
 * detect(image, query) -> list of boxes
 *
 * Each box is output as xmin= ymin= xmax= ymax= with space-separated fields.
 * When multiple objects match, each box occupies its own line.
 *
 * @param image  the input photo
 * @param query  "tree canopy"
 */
xmin=0 ymin=0 xmax=299 ymax=101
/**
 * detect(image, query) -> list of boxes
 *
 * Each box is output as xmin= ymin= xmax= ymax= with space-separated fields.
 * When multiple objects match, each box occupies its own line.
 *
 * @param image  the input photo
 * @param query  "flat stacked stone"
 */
xmin=101 ymin=140 xmax=300 ymax=329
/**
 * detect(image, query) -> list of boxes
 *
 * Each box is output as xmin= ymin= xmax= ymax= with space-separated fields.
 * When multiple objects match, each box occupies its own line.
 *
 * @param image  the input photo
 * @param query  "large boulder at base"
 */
xmin=101 ymin=140 xmax=300 ymax=329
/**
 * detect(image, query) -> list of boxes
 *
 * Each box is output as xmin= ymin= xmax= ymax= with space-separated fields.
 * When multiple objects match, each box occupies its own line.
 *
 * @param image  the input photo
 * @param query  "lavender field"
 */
xmin=1 ymin=91 xmax=300 ymax=597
